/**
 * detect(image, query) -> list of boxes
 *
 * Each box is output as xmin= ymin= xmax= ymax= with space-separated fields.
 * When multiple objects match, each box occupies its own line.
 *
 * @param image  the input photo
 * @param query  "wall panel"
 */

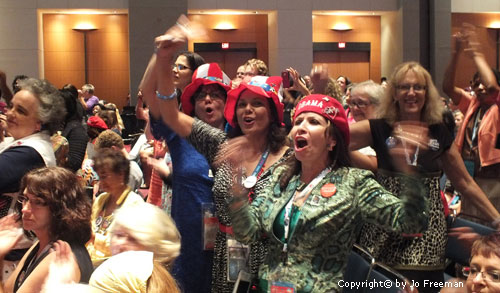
xmin=43 ymin=13 xmax=129 ymax=110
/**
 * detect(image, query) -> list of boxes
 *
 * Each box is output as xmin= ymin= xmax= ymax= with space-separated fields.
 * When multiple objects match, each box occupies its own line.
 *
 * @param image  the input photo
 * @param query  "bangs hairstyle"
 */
xmin=19 ymin=167 xmax=91 ymax=244
xmin=93 ymin=148 xmax=130 ymax=185
xmin=228 ymin=94 xmax=287 ymax=153
xmin=470 ymin=233 xmax=500 ymax=260
xmin=110 ymin=204 xmax=181 ymax=267
xmin=279 ymin=118 xmax=351 ymax=190
xmin=377 ymin=62 xmax=443 ymax=125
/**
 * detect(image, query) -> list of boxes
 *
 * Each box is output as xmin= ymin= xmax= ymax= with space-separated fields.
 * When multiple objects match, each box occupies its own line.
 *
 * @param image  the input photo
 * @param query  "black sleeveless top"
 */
xmin=13 ymin=241 xmax=93 ymax=292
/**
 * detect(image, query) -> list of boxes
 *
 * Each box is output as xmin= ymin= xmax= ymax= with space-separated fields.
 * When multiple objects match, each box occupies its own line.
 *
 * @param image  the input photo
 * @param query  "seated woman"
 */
xmin=43 ymin=203 xmax=181 ymax=293
xmin=0 ymin=167 xmax=93 ymax=293
xmin=0 ymin=78 xmax=65 ymax=217
xmin=227 ymin=94 xmax=429 ymax=292
xmin=89 ymin=203 xmax=181 ymax=292
xmin=86 ymin=148 xmax=144 ymax=267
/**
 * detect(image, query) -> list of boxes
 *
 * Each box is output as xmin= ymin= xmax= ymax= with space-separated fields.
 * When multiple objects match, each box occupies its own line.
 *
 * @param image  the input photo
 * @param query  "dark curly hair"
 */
xmin=19 ymin=167 xmax=91 ymax=244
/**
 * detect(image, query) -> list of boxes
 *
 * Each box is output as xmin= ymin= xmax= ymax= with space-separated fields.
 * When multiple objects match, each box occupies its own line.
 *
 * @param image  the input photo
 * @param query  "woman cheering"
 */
xmin=350 ymin=62 xmax=500 ymax=289
xmin=140 ymin=17 xmax=290 ymax=292
xmin=227 ymin=94 xmax=429 ymax=292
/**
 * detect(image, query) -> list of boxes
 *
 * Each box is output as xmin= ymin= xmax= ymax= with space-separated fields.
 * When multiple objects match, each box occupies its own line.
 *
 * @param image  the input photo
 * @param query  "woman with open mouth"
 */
xmin=140 ymin=17 xmax=291 ymax=292
xmin=226 ymin=94 xmax=430 ymax=292
xmin=349 ymin=61 xmax=500 ymax=291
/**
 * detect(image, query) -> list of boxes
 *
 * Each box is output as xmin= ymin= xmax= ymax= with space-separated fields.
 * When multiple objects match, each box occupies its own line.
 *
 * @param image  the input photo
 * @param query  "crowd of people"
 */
xmin=0 ymin=16 xmax=499 ymax=293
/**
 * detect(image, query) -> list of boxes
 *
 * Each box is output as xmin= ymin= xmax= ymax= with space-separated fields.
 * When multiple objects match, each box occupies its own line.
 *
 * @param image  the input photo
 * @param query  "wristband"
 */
xmin=156 ymin=90 xmax=177 ymax=100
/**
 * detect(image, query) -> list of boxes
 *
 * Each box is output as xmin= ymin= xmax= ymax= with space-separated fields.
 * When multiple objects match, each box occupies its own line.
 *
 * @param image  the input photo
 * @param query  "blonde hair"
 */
xmin=245 ymin=58 xmax=268 ymax=76
xmin=377 ymin=62 xmax=443 ymax=125
xmin=147 ymin=262 xmax=180 ymax=293
xmin=111 ymin=203 xmax=181 ymax=266
xmin=324 ymin=77 xmax=344 ymax=104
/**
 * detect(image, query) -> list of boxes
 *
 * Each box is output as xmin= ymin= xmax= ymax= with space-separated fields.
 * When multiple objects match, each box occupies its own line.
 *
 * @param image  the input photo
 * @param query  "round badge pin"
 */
xmin=320 ymin=183 xmax=337 ymax=198
xmin=243 ymin=175 xmax=257 ymax=189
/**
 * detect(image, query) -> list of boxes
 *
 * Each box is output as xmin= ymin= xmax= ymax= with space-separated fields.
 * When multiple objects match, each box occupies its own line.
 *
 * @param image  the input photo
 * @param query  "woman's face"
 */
xmin=236 ymin=90 xmax=272 ymax=136
xmin=337 ymin=77 xmax=347 ymax=93
xmin=466 ymin=253 xmax=500 ymax=293
xmin=289 ymin=112 xmax=335 ymax=165
xmin=394 ymin=70 xmax=427 ymax=121
xmin=172 ymin=55 xmax=193 ymax=90
xmin=454 ymin=112 xmax=464 ymax=129
xmin=349 ymin=92 xmax=376 ymax=122
xmin=96 ymin=166 xmax=125 ymax=193
xmin=20 ymin=190 xmax=51 ymax=235
xmin=110 ymin=225 xmax=147 ymax=256
xmin=6 ymin=90 xmax=41 ymax=140
xmin=194 ymin=84 xmax=226 ymax=129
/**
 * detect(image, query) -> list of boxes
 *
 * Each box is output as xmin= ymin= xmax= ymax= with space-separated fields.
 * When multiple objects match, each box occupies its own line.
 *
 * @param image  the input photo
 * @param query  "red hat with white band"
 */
xmin=224 ymin=75 xmax=284 ymax=128
xmin=293 ymin=94 xmax=349 ymax=145
xmin=181 ymin=63 xmax=232 ymax=116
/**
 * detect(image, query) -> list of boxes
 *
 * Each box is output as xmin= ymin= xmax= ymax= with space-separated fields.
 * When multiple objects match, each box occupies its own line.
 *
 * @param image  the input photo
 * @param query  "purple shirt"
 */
xmin=85 ymin=95 xmax=99 ymax=115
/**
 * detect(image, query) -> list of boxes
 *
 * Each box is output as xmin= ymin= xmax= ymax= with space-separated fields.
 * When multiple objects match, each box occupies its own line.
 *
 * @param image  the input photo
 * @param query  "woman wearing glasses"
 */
xmin=0 ymin=167 xmax=92 ymax=293
xmin=464 ymin=233 xmax=500 ymax=292
xmin=140 ymin=18 xmax=290 ymax=292
xmin=172 ymin=51 xmax=205 ymax=94
xmin=349 ymin=61 xmax=500 ymax=290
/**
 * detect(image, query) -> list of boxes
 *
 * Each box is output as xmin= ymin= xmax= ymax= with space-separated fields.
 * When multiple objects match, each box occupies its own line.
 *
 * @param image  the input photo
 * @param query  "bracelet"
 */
xmin=156 ymin=90 xmax=177 ymax=100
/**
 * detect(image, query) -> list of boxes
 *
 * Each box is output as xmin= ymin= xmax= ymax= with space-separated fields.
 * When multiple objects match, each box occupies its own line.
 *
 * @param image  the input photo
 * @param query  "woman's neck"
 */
xmin=245 ymin=131 xmax=269 ymax=155
xmin=300 ymin=160 xmax=330 ymax=184
xmin=107 ymin=184 xmax=128 ymax=207
xmin=35 ymin=232 xmax=52 ymax=256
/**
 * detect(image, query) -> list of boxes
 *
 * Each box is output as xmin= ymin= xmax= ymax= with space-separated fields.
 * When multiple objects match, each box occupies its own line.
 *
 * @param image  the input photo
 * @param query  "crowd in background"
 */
xmin=0 ymin=16 xmax=499 ymax=293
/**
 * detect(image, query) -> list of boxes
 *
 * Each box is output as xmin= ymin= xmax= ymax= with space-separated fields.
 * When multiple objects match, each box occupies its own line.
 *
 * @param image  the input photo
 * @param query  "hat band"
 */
xmin=204 ymin=76 xmax=229 ymax=86
xmin=248 ymin=81 xmax=277 ymax=95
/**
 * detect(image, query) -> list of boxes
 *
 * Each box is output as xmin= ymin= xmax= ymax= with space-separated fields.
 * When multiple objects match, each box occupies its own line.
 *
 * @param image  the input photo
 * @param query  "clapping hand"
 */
xmin=0 ymin=214 xmax=23 ymax=258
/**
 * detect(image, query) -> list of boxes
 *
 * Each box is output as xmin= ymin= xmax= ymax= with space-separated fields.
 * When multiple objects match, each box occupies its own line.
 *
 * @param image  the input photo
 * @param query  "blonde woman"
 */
xmin=350 ymin=61 xmax=500 ymax=290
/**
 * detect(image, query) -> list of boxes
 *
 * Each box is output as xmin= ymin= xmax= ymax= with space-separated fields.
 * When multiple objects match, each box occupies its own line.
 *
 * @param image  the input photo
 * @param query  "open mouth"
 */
xmin=243 ymin=117 xmax=254 ymax=123
xmin=295 ymin=137 xmax=308 ymax=150
xmin=404 ymin=97 xmax=417 ymax=104
xmin=206 ymin=107 xmax=213 ymax=114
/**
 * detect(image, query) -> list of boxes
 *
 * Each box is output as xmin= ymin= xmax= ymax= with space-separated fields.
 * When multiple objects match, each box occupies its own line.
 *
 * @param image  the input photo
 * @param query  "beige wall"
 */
xmin=43 ymin=13 xmax=129 ymax=109
xmin=313 ymin=15 xmax=381 ymax=83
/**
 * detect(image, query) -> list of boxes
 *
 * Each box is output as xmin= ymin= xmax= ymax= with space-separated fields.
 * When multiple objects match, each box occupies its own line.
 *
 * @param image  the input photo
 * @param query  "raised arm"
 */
xmin=442 ymin=143 xmax=500 ymax=223
xmin=442 ymin=34 xmax=466 ymax=106
xmin=140 ymin=16 xmax=199 ymax=138
xmin=462 ymin=23 xmax=500 ymax=96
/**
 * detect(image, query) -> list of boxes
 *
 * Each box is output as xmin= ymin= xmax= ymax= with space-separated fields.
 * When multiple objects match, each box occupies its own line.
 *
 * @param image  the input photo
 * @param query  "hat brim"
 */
xmin=224 ymin=83 xmax=284 ymax=128
xmin=180 ymin=79 xmax=231 ymax=116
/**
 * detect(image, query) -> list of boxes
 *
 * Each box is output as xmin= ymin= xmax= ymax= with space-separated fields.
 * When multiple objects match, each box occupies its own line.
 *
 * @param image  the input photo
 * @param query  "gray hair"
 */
xmin=82 ymin=84 xmax=95 ymax=94
xmin=18 ymin=78 xmax=66 ymax=134
xmin=350 ymin=80 xmax=384 ymax=106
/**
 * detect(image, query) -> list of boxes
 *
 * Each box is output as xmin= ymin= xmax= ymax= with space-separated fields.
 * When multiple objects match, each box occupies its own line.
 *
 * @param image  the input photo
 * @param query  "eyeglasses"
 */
xmin=172 ymin=64 xmax=191 ymax=71
xmin=348 ymin=100 xmax=371 ymax=109
xmin=396 ymin=84 xmax=426 ymax=93
xmin=463 ymin=266 xmax=500 ymax=282
xmin=194 ymin=90 xmax=225 ymax=101
xmin=17 ymin=195 xmax=47 ymax=208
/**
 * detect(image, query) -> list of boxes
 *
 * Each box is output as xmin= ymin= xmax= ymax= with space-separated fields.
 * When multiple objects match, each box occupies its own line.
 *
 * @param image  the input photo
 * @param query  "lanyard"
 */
xmin=282 ymin=167 xmax=331 ymax=259
xmin=401 ymin=139 xmax=419 ymax=166
xmin=243 ymin=148 xmax=270 ymax=189
xmin=471 ymin=108 xmax=482 ymax=145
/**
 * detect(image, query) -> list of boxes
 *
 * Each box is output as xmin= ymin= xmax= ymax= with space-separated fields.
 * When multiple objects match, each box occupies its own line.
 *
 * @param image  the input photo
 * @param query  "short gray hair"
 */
xmin=350 ymin=80 xmax=384 ymax=106
xmin=82 ymin=84 xmax=95 ymax=94
xmin=18 ymin=78 xmax=66 ymax=134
